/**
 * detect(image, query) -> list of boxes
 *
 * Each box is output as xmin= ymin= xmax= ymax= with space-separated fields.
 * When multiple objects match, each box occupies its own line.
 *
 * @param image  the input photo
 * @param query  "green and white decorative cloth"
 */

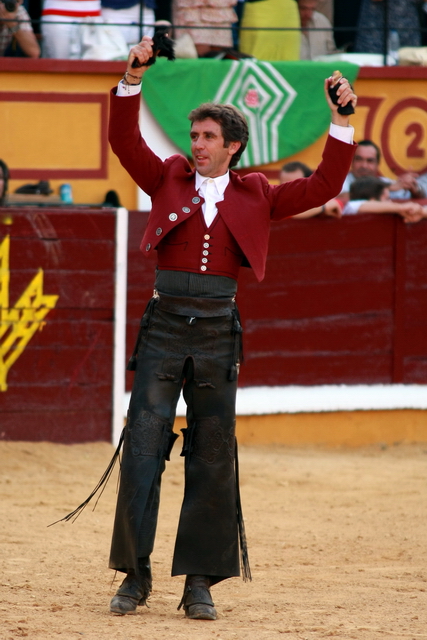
xmin=142 ymin=59 xmax=359 ymax=169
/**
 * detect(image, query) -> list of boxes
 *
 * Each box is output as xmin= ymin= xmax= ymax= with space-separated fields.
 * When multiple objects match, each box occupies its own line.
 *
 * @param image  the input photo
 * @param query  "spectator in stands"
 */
xmin=297 ymin=0 xmax=336 ymax=60
xmin=355 ymin=0 xmax=421 ymax=54
xmin=343 ymin=176 xmax=426 ymax=222
xmin=41 ymin=0 xmax=101 ymax=58
xmin=280 ymin=161 xmax=342 ymax=218
xmin=101 ymin=0 xmax=155 ymax=46
xmin=239 ymin=0 xmax=300 ymax=61
xmin=316 ymin=0 xmax=332 ymax=22
xmin=0 ymin=159 xmax=9 ymax=206
xmin=280 ymin=160 xmax=312 ymax=180
xmin=340 ymin=139 xmax=423 ymax=202
xmin=172 ymin=0 xmax=238 ymax=57
xmin=0 ymin=0 xmax=40 ymax=57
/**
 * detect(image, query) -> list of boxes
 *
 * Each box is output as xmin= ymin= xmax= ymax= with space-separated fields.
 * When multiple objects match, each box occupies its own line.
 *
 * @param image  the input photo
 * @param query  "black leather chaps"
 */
xmin=109 ymin=291 xmax=250 ymax=584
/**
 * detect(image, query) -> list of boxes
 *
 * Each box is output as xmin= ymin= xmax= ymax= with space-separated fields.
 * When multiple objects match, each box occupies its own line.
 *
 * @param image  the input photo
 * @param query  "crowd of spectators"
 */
xmin=277 ymin=149 xmax=427 ymax=225
xmin=1 ymin=0 xmax=425 ymax=61
xmin=2 ymin=0 xmax=427 ymax=216
xmin=343 ymin=176 xmax=427 ymax=223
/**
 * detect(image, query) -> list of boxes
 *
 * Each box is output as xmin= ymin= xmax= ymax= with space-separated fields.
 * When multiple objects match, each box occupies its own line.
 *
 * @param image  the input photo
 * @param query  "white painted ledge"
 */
xmin=123 ymin=384 xmax=427 ymax=420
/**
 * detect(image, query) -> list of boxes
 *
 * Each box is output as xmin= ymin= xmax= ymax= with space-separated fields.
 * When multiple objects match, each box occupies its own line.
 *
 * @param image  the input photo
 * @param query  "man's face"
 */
xmin=352 ymin=145 xmax=379 ymax=179
xmin=190 ymin=118 xmax=240 ymax=178
xmin=298 ymin=0 xmax=317 ymax=28
xmin=279 ymin=168 xmax=305 ymax=183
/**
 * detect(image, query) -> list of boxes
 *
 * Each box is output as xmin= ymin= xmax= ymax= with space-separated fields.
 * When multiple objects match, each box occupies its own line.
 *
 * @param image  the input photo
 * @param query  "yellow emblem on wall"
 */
xmin=0 ymin=235 xmax=59 ymax=392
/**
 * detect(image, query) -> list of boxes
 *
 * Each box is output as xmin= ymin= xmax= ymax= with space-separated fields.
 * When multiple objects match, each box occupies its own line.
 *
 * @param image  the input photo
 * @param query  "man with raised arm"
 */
xmin=107 ymin=37 xmax=358 ymax=621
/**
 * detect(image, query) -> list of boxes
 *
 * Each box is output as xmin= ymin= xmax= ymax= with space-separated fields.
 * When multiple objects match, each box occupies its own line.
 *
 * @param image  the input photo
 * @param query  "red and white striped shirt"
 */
xmin=42 ymin=0 xmax=101 ymax=18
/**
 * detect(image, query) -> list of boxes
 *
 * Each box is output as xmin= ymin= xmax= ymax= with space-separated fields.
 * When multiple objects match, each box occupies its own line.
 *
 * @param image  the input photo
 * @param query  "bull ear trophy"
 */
xmin=328 ymin=70 xmax=355 ymax=116
xmin=132 ymin=26 xmax=176 ymax=69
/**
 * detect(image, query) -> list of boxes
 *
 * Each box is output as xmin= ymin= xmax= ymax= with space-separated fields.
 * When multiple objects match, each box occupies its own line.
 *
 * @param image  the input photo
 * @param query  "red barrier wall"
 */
xmin=0 ymin=207 xmax=117 ymax=442
xmin=126 ymin=213 xmax=427 ymax=391
xmin=2 ymin=208 xmax=426 ymax=443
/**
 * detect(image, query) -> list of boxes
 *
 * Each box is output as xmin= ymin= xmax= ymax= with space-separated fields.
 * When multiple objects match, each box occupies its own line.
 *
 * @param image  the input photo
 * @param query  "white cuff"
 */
xmin=329 ymin=123 xmax=354 ymax=145
xmin=117 ymin=80 xmax=142 ymax=97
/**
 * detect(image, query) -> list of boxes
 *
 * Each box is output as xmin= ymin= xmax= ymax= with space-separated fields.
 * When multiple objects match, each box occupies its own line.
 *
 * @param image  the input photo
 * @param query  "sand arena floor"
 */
xmin=1 ymin=439 xmax=427 ymax=640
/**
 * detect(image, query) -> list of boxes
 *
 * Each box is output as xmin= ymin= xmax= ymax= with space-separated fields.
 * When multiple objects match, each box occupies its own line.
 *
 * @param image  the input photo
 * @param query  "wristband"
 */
xmin=122 ymin=71 xmax=141 ymax=85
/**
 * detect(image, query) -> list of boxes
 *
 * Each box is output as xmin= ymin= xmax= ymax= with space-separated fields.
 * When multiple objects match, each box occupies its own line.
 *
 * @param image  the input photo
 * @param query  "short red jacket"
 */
xmin=109 ymin=90 xmax=356 ymax=282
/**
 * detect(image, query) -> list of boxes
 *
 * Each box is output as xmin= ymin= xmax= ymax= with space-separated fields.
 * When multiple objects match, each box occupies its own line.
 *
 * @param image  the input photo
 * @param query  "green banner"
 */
xmin=142 ymin=59 xmax=359 ymax=168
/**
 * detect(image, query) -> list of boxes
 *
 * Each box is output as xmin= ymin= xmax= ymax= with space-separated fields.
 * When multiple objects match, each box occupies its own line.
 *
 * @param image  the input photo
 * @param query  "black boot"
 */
xmin=110 ymin=557 xmax=152 ymax=615
xmin=177 ymin=575 xmax=217 ymax=620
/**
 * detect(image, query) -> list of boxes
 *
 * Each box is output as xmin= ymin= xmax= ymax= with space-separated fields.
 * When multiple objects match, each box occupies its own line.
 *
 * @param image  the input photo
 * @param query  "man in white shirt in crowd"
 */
xmin=339 ymin=139 xmax=425 ymax=203
xmin=298 ymin=0 xmax=336 ymax=60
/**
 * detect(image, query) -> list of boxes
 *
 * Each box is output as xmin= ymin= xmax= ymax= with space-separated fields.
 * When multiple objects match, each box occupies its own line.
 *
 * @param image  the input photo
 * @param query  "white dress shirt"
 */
xmin=195 ymin=171 xmax=230 ymax=227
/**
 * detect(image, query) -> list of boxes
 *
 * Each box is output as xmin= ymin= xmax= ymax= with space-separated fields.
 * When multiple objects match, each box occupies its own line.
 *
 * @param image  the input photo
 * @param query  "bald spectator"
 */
xmin=297 ymin=0 xmax=336 ymax=60
xmin=280 ymin=161 xmax=342 ymax=218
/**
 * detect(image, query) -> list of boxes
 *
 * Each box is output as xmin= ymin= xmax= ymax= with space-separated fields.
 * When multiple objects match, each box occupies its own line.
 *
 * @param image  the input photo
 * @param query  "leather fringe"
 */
xmin=229 ymin=307 xmax=243 ymax=382
xmin=48 ymin=427 xmax=125 ymax=527
xmin=234 ymin=438 xmax=252 ymax=582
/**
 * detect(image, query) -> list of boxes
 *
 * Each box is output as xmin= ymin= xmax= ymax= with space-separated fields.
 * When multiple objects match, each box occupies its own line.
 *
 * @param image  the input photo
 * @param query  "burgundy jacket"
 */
xmin=109 ymin=90 xmax=356 ymax=282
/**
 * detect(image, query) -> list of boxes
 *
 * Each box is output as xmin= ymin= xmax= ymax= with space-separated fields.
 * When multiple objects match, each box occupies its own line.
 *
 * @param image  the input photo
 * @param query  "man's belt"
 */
xmin=154 ymin=290 xmax=235 ymax=318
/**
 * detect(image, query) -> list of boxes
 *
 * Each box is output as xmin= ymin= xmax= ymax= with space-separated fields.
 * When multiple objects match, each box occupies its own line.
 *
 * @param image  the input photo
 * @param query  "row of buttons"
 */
xmin=145 ymin=198 xmax=202 ymax=252
xmin=201 ymin=234 xmax=210 ymax=272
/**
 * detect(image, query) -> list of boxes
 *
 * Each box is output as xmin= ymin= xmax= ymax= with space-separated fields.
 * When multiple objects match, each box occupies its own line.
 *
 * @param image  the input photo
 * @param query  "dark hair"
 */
xmin=188 ymin=103 xmax=249 ymax=168
xmin=357 ymin=139 xmax=381 ymax=164
xmin=0 ymin=159 xmax=9 ymax=206
xmin=280 ymin=161 xmax=313 ymax=177
xmin=349 ymin=176 xmax=387 ymax=201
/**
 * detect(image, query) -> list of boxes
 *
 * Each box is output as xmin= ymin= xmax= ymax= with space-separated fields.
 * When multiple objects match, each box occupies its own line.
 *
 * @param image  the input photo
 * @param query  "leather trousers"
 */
xmin=109 ymin=292 xmax=245 ymax=584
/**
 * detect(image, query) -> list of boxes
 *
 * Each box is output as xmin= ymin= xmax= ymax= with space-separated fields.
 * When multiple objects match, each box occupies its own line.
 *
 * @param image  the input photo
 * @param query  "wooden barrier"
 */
xmin=126 ymin=212 xmax=427 ymax=392
xmin=2 ymin=206 xmax=426 ymax=444
xmin=0 ymin=206 xmax=127 ymax=443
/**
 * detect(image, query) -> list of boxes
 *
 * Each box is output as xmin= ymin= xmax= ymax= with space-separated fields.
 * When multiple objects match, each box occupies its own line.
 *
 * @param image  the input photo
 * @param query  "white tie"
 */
xmin=202 ymin=178 xmax=218 ymax=227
